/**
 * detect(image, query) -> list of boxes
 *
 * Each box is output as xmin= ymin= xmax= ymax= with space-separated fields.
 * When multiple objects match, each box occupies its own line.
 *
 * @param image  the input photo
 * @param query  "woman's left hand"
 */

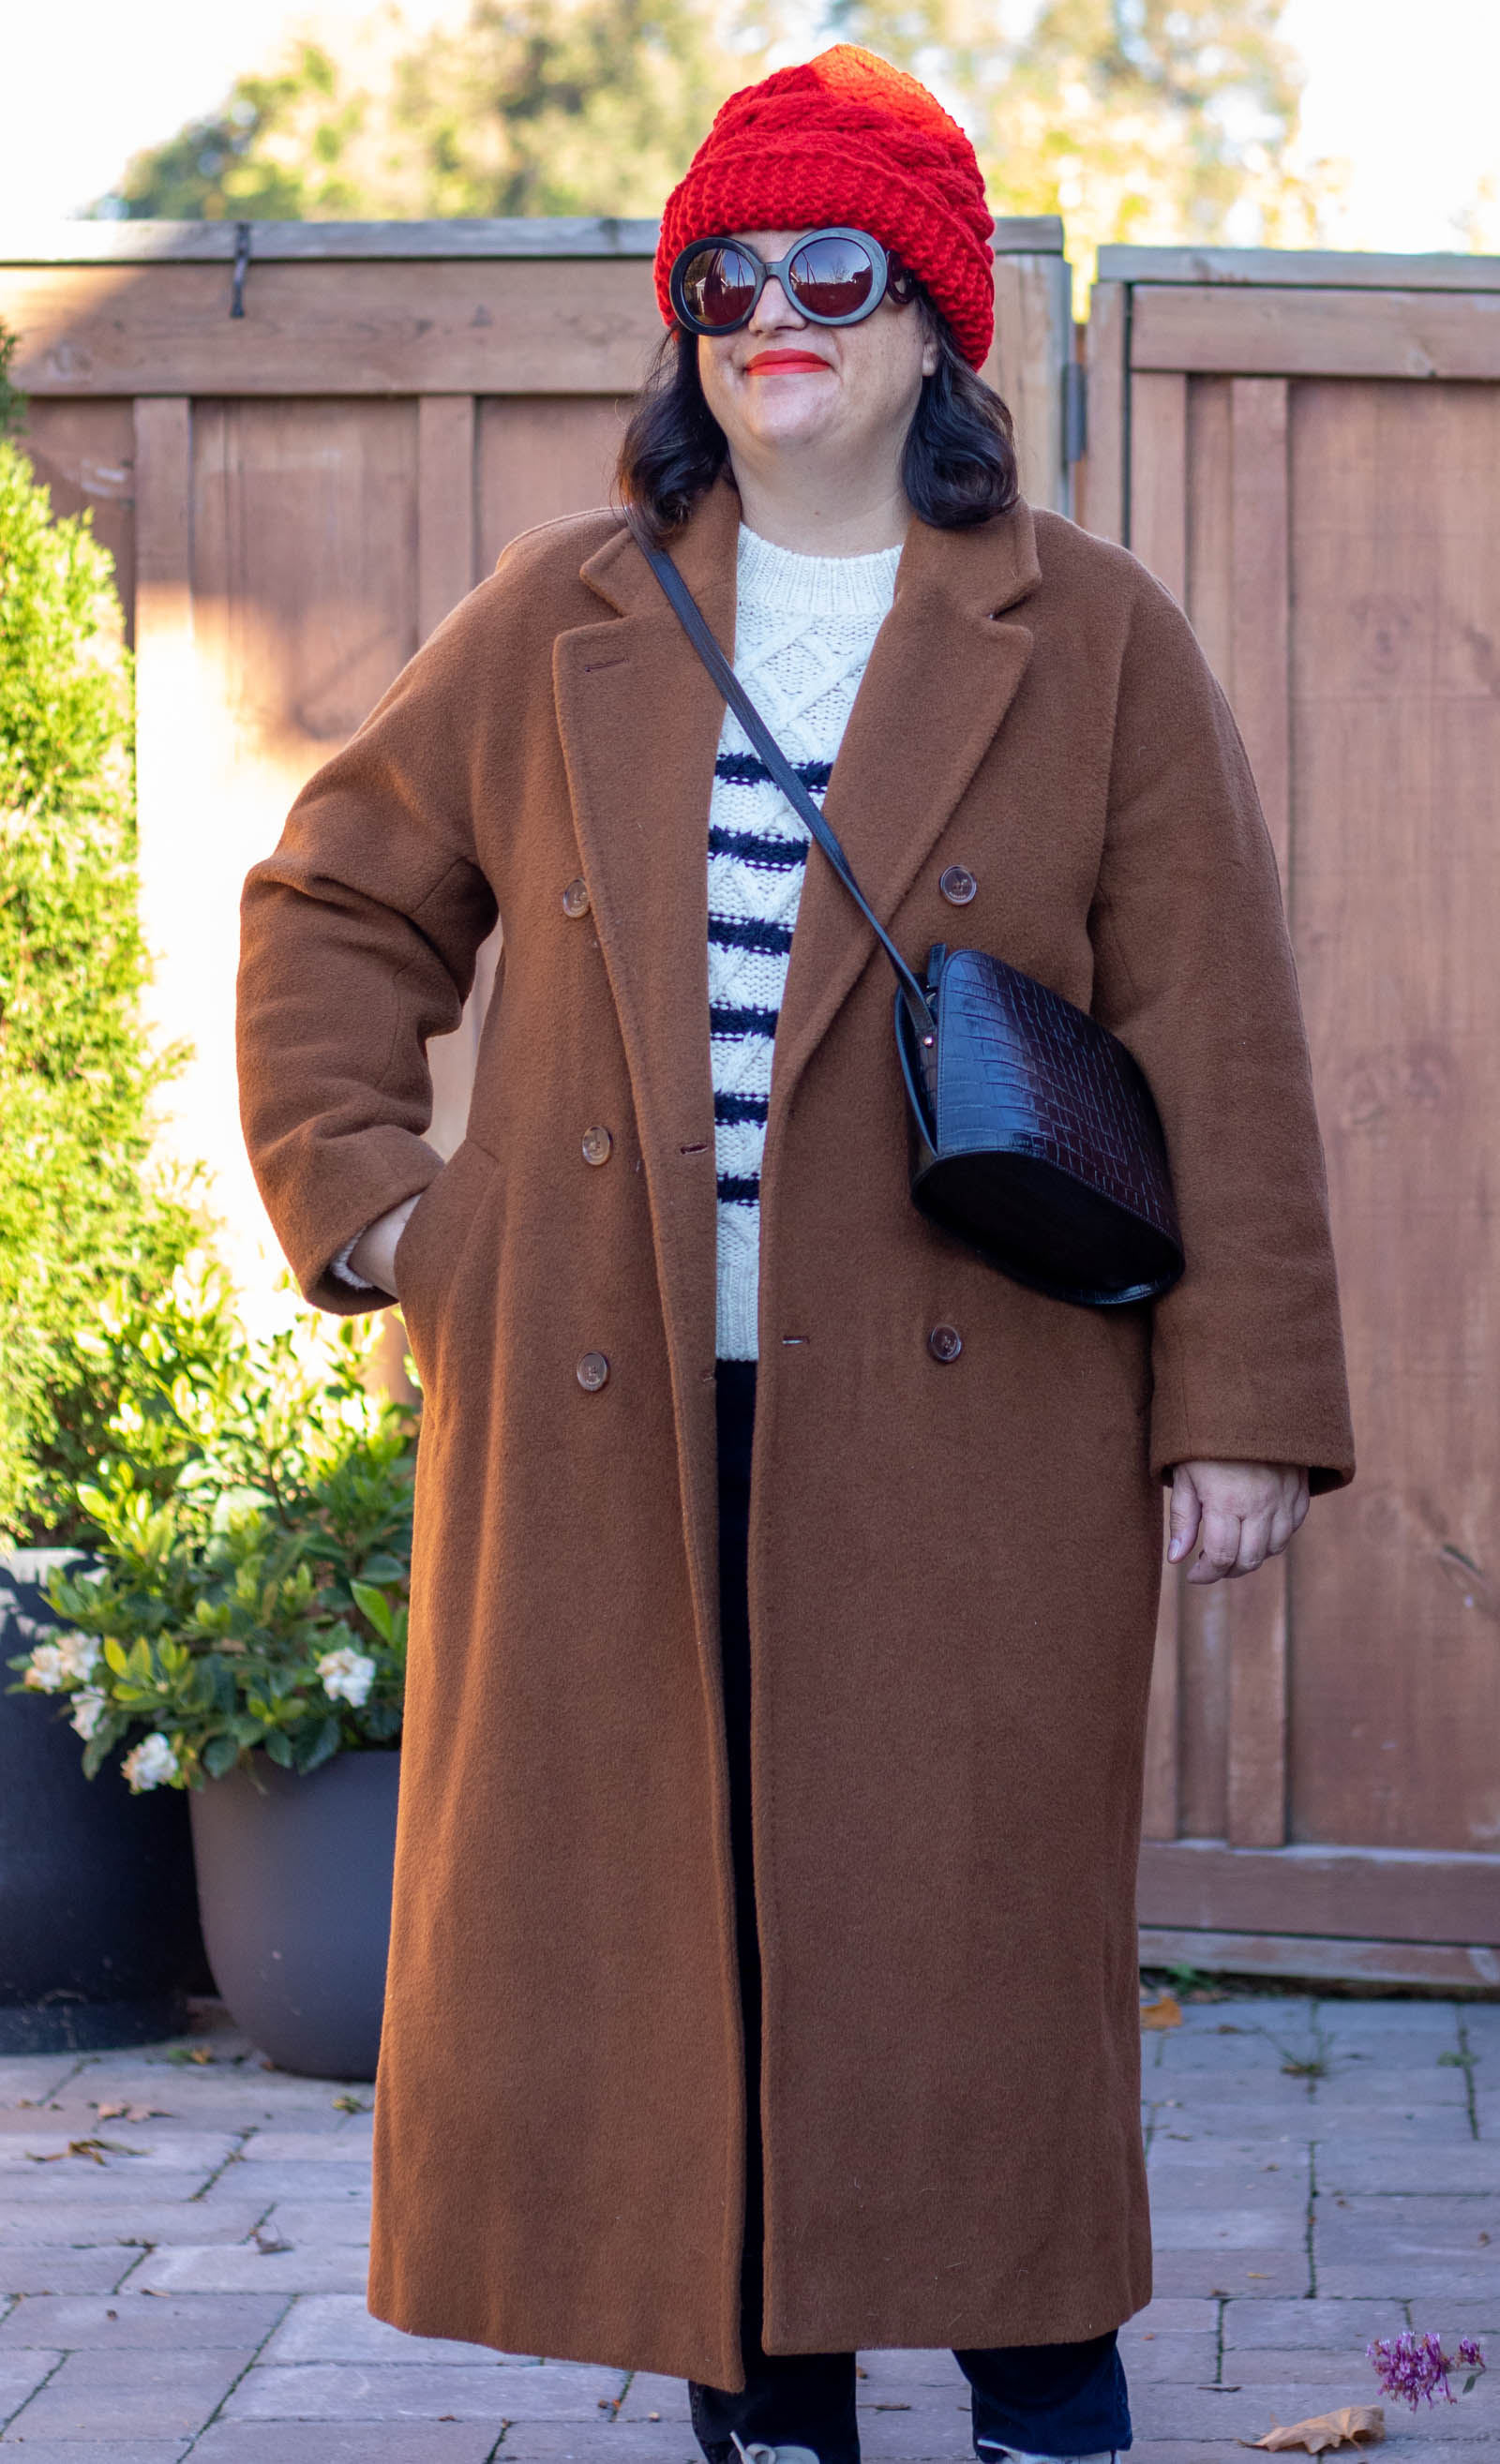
xmin=1167 ymin=1460 xmax=1311 ymax=1585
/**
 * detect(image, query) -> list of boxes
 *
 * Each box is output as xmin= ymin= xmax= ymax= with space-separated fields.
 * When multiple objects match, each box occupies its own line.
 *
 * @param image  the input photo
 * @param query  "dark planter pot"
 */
xmin=188 ymin=1748 xmax=399 ymax=2080
xmin=0 ymin=1550 xmax=210 ymax=2053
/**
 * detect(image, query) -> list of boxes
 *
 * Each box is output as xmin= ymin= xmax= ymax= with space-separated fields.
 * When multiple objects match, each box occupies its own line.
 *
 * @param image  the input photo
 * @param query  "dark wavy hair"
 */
xmin=616 ymin=292 xmax=1020 ymax=543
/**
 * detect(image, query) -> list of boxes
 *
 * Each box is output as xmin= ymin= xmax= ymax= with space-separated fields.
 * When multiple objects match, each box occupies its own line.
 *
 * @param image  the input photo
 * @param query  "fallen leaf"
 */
xmin=95 ymin=2102 xmax=170 ymax=2123
xmin=331 ymin=2094 xmax=369 ymax=2113
xmin=254 ymin=2228 xmax=292 ymax=2255
xmin=25 ymin=2136 xmax=142 ymax=2166
xmin=1242 ymin=2406 xmax=1385 ymax=2453
xmin=1141 ymin=1993 xmax=1183 ymax=2031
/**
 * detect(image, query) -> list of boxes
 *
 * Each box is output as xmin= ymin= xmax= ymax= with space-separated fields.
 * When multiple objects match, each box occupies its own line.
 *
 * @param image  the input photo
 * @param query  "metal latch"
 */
xmin=230 ymin=222 xmax=251 ymax=320
xmin=1062 ymin=359 xmax=1088 ymax=466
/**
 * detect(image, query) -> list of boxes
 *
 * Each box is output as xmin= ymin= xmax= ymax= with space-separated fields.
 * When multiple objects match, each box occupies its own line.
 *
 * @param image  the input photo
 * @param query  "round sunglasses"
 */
xmin=668 ymin=227 xmax=916 ymax=336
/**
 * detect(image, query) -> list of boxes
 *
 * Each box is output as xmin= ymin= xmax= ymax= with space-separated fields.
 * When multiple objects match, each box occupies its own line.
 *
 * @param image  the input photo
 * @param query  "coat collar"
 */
xmin=551 ymin=477 xmax=1039 ymax=1634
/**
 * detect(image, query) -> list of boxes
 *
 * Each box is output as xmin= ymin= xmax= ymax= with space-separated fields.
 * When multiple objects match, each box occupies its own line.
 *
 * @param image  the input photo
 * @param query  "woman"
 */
xmin=237 ymin=45 xmax=1354 ymax=2464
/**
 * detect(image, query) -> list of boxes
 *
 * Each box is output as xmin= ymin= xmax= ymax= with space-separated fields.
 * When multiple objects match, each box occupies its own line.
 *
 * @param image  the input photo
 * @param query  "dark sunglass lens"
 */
xmin=680 ymin=245 xmax=758 ymax=328
xmin=788 ymin=234 xmax=877 ymax=319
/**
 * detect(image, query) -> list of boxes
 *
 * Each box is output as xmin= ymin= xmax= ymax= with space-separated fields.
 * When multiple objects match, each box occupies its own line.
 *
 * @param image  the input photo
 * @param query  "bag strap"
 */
xmin=633 ymin=524 xmax=936 ymax=1032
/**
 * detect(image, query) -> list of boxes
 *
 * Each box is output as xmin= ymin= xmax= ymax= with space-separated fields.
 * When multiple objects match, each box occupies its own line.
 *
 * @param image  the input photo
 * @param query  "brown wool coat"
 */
xmin=237 ymin=476 xmax=1354 ymax=2387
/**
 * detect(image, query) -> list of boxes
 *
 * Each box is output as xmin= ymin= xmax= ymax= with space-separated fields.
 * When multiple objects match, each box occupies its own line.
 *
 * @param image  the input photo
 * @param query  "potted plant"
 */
xmin=9 ymin=1295 xmax=415 ymax=2080
xmin=0 ymin=1546 xmax=208 ymax=2051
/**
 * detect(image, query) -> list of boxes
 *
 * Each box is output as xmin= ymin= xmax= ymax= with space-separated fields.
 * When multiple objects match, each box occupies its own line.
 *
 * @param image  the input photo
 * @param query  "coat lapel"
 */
xmin=771 ymin=502 xmax=1041 ymax=1118
xmin=552 ymin=480 xmax=742 ymax=1635
xmin=551 ymin=487 xmax=1041 ymax=1629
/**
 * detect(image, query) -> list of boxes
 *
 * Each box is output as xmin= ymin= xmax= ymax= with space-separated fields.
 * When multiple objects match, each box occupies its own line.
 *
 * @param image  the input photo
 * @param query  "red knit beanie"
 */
xmin=656 ymin=45 xmax=995 ymax=369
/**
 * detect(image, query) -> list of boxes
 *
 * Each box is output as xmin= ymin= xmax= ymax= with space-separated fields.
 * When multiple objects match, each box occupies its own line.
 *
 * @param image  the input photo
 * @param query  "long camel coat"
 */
xmin=237 ymin=477 xmax=1354 ymax=2387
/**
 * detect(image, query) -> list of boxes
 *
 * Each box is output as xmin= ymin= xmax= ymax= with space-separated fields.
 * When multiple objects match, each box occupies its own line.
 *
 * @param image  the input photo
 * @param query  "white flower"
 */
xmin=22 ymin=1634 xmax=99 ymax=1691
xmin=318 ymin=1646 xmax=376 ymax=1708
xmin=57 ymin=1633 xmax=101 ymax=1683
xmin=69 ymin=1688 xmax=108 ymax=1741
xmin=122 ymin=1732 xmax=179 ymax=1791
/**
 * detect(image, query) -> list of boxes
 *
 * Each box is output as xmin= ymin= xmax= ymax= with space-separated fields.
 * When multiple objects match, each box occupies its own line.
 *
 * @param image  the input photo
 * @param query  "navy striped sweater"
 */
xmin=710 ymin=526 xmax=901 ymax=1359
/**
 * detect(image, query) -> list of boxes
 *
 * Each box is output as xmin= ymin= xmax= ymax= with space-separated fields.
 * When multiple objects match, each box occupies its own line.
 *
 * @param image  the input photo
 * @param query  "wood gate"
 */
xmin=1085 ymin=246 xmax=1500 ymax=1985
xmin=2 ymin=216 xmax=1072 ymax=1289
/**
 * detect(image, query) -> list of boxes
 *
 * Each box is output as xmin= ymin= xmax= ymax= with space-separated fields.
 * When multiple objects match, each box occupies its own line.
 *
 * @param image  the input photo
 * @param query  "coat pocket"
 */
xmin=392 ymin=1139 xmax=497 ymax=1374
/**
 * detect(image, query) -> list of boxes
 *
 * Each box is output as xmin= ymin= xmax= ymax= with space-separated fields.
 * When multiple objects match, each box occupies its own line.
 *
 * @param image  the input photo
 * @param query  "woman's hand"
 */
xmin=349 ymin=1192 xmax=423 ymax=1301
xmin=1167 ymin=1460 xmax=1310 ymax=1585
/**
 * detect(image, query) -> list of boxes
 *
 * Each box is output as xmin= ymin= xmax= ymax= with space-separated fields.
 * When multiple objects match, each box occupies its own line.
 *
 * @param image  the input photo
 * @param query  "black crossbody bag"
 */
xmin=638 ymin=531 xmax=1185 ymax=1309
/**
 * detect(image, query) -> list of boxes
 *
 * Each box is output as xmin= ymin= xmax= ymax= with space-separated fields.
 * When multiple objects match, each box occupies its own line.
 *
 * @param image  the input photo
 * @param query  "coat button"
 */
xmin=581 ymin=1125 xmax=612 ymax=1167
xmin=928 ymin=1322 xmax=963 ymax=1364
xmin=939 ymin=864 xmax=977 ymax=905
xmin=577 ymin=1351 xmax=610 ymax=1392
xmin=562 ymin=877 xmax=591 ymax=918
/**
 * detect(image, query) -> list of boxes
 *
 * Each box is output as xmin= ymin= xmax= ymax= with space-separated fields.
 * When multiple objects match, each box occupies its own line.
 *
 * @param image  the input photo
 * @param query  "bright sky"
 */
xmin=3 ymin=0 xmax=1498 ymax=252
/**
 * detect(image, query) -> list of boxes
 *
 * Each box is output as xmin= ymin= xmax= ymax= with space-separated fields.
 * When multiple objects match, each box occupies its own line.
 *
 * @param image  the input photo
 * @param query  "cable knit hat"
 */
xmin=655 ymin=45 xmax=995 ymax=369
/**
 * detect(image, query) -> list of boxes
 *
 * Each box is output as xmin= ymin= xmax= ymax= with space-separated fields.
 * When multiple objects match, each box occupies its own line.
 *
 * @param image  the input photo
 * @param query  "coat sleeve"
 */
xmin=237 ymin=600 xmax=501 ymax=1313
xmin=1088 ymin=564 xmax=1355 ymax=1492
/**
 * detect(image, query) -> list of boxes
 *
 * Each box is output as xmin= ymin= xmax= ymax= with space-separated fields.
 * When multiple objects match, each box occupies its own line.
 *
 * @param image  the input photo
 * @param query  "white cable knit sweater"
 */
xmin=335 ymin=524 xmax=901 ymax=1331
xmin=710 ymin=525 xmax=900 ymax=1359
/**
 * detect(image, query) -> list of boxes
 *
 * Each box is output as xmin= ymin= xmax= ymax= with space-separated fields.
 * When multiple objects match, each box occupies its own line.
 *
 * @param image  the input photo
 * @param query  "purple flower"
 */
xmin=1368 ymin=2331 xmax=1486 ymax=2409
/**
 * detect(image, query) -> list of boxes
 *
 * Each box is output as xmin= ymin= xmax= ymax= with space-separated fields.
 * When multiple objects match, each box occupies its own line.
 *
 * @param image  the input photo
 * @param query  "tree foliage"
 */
xmin=96 ymin=0 xmax=1332 ymax=284
xmin=0 ymin=385 xmax=202 ymax=1545
xmin=100 ymin=0 xmax=751 ymax=223
xmin=832 ymin=0 xmax=1332 ymax=283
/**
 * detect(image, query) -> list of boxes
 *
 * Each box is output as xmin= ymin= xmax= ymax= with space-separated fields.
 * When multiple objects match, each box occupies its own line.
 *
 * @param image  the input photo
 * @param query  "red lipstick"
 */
xmin=744 ymin=350 xmax=832 ymax=375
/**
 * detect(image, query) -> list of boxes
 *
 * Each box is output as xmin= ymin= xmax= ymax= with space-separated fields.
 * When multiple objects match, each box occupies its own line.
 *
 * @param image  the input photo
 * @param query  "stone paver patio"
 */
xmin=0 ymin=1994 xmax=1496 ymax=2460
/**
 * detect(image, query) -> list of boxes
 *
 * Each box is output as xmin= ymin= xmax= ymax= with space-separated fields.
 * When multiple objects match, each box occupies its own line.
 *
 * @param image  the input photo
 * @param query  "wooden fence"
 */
xmin=2 ymin=217 xmax=1072 ymax=1277
xmin=1086 ymin=245 xmax=1500 ymax=1986
xmin=6 ymin=223 xmax=1500 ymax=1982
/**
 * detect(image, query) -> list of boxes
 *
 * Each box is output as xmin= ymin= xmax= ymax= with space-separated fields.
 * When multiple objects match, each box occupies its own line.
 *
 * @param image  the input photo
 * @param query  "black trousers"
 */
xmin=689 ymin=1362 xmax=1132 ymax=2464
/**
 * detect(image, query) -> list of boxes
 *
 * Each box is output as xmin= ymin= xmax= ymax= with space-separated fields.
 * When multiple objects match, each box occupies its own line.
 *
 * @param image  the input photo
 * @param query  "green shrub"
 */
xmin=0 ymin=343 xmax=202 ymax=1544
xmin=9 ymin=1299 xmax=414 ymax=1789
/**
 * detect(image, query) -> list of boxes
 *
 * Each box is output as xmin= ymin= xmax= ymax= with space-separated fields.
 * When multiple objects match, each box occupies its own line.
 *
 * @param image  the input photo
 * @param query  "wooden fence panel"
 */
xmin=20 ymin=399 xmax=137 ymax=633
xmin=476 ymin=396 xmax=628 ymax=573
xmin=1290 ymin=379 xmax=1500 ymax=1861
xmin=1089 ymin=246 xmax=1500 ymax=1979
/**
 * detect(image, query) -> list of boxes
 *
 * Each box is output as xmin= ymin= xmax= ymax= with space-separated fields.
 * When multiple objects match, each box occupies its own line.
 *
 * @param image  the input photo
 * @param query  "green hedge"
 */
xmin=0 ymin=340 xmax=203 ymax=1543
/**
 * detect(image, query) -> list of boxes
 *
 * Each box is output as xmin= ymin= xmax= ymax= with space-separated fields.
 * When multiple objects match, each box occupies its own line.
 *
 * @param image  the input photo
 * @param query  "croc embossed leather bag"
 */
xmin=640 ymin=533 xmax=1185 ymax=1309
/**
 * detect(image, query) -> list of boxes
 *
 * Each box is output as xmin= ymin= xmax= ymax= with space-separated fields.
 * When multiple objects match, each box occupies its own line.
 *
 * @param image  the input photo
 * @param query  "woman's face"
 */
xmin=696 ymin=228 xmax=938 ymax=484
